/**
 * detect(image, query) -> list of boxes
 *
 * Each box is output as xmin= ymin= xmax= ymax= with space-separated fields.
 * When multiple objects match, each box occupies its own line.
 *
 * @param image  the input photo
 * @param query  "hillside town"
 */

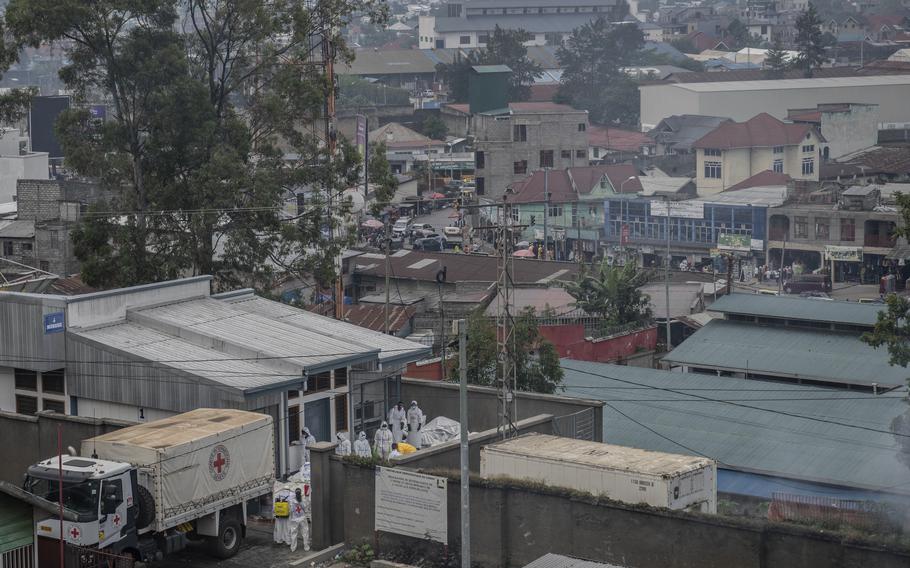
xmin=1 ymin=0 xmax=910 ymax=567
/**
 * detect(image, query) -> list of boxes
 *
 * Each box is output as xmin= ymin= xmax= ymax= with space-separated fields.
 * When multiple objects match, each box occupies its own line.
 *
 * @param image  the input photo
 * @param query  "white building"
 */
xmin=639 ymin=75 xmax=910 ymax=132
xmin=0 ymin=129 xmax=49 ymax=204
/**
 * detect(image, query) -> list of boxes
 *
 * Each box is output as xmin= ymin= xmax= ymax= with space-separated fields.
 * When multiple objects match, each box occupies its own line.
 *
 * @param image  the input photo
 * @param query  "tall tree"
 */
xmin=764 ymin=39 xmax=791 ymax=78
xmin=3 ymin=0 xmax=385 ymax=290
xmin=436 ymin=26 xmax=542 ymax=102
xmin=795 ymin=2 xmax=826 ymax=77
xmin=556 ymin=18 xmax=644 ymax=127
xmin=420 ymin=114 xmax=448 ymax=140
xmin=563 ymin=259 xmax=653 ymax=327
xmin=367 ymin=141 xmax=398 ymax=216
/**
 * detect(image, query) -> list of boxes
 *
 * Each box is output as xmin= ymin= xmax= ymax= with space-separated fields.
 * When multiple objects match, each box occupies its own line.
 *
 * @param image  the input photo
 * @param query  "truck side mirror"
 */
xmin=101 ymin=485 xmax=120 ymax=515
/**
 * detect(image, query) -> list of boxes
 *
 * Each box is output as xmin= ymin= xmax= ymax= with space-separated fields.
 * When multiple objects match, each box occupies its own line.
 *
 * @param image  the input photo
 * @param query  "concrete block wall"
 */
xmin=16 ymin=179 xmax=61 ymax=222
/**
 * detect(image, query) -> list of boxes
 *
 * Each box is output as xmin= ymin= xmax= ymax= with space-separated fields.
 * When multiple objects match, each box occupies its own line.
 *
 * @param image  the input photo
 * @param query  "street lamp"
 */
xmin=618 ymin=176 xmax=636 ymax=261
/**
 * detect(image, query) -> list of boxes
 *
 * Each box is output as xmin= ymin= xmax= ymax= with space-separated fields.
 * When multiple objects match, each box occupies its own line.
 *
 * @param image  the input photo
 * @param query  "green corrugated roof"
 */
xmin=662 ymin=319 xmax=909 ymax=387
xmin=0 ymin=493 xmax=33 ymax=553
xmin=560 ymin=360 xmax=910 ymax=494
xmin=709 ymin=293 xmax=883 ymax=327
xmin=471 ymin=64 xmax=512 ymax=74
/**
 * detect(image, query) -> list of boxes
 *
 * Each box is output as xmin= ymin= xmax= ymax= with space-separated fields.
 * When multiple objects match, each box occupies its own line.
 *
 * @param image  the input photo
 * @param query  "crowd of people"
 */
xmin=331 ymin=400 xmax=427 ymax=460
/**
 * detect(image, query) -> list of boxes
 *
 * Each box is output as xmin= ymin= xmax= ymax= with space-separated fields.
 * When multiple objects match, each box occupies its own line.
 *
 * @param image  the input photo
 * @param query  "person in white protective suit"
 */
xmin=335 ymin=432 xmax=351 ymax=456
xmin=406 ymin=400 xmax=425 ymax=449
xmin=273 ymin=485 xmax=294 ymax=544
xmin=388 ymin=401 xmax=407 ymax=443
xmin=373 ymin=421 xmax=394 ymax=460
xmin=301 ymin=427 xmax=317 ymax=463
xmin=288 ymin=487 xmax=310 ymax=552
xmin=353 ymin=431 xmax=372 ymax=457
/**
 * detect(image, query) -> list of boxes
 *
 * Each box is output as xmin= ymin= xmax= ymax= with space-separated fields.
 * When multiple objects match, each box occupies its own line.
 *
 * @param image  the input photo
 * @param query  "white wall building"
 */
xmin=0 ymin=129 xmax=49 ymax=204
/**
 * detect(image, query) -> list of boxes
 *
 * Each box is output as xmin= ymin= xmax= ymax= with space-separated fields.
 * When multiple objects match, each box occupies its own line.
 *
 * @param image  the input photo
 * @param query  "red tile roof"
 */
xmin=507 ymin=169 xmax=576 ymax=204
xmin=588 ymin=125 xmax=654 ymax=153
xmin=601 ymin=164 xmax=643 ymax=194
xmin=726 ymin=170 xmax=792 ymax=191
xmin=506 ymin=165 xmax=641 ymax=203
xmin=528 ymin=84 xmax=559 ymax=102
xmin=693 ymin=113 xmax=820 ymax=150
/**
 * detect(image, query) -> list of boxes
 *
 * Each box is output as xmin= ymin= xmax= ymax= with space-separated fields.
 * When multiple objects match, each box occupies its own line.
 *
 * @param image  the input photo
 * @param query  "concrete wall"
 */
xmin=74 ymin=398 xmax=173 ymax=423
xmin=316 ymin=459 xmax=910 ymax=568
xmin=538 ymin=324 xmax=658 ymax=362
xmin=821 ymin=105 xmax=879 ymax=159
xmin=696 ymin=133 xmax=821 ymax=194
xmin=0 ymin=411 xmax=131 ymax=485
xmin=0 ymin=154 xmax=49 ymax=204
xmin=400 ymin=377 xmax=604 ymax=439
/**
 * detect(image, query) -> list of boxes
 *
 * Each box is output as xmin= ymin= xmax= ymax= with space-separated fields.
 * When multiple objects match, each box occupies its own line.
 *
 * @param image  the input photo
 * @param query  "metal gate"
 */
xmin=552 ymin=408 xmax=596 ymax=441
xmin=65 ymin=545 xmax=133 ymax=568
xmin=1 ymin=544 xmax=33 ymax=568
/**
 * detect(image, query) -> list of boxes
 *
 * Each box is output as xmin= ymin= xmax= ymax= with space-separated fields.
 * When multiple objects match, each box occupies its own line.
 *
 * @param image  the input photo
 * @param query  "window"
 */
xmin=22 ymin=243 xmax=32 ymax=251
xmin=841 ymin=218 xmax=855 ymax=241
xmin=49 ymin=230 xmax=59 ymax=249
xmin=39 ymin=261 xmax=49 ymax=272
xmin=593 ymin=147 xmax=600 ymax=158
xmin=577 ymin=123 xmax=586 ymax=132
xmin=16 ymin=395 xmax=37 ymax=415
xmin=513 ymin=160 xmax=527 ymax=174
xmin=476 ymin=177 xmax=485 ymax=195
xmin=14 ymin=368 xmax=37 ymax=391
xmin=703 ymin=148 xmax=722 ymax=157
xmin=576 ymin=150 xmax=586 ymax=158
xmin=288 ymin=406 xmax=300 ymax=442
xmin=42 ymin=369 xmax=65 ymax=394
xmin=510 ymin=207 xmax=519 ymax=223
xmin=539 ymin=150 xmax=554 ymax=168
xmin=288 ymin=389 xmax=299 ymax=399
xmin=334 ymin=367 xmax=347 ymax=387
xmin=795 ymin=216 xmax=808 ymax=238
xmin=307 ymin=371 xmax=331 ymax=392
xmin=561 ymin=150 xmax=571 ymax=159
xmin=478 ymin=34 xmax=489 ymax=44
xmin=513 ymin=124 xmax=527 ymax=142
xmin=2 ymin=241 xmax=12 ymax=256
xmin=459 ymin=35 xmax=470 ymax=45
xmin=802 ymin=144 xmax=815 ymax=153
xmin=335 ymin=394 xmax=348 ymax=432
xmin=773 ymin=146 xmax=784 ymax=154
xmin=815 ymin=218 xmax=829 ymax=239
xmin=704 ymin=161 xmax=722 ymax=179
xmin=43 ymin=399 xmax=65 ymax=414
xmin=548 ymin=203 xmax=562 ymax=217
xmin=801 ymin=157 xmax=814 ymax=175
xmin=475 ymin=151 xmax=485 ymax=169
xmin=772 ymin=159 xmax=783 ymax=173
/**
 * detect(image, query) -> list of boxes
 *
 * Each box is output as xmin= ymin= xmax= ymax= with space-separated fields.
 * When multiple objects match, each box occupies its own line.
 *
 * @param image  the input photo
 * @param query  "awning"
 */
xmin=886 ymin=244 xmax=910 ymax=260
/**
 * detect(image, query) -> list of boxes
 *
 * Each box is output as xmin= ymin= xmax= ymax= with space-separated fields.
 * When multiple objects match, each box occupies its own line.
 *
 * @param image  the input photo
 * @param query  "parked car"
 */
xmin=783 ymin=274 xmax=831 ymax=294
xmin=443 ymin=225 xmax=462 ymax=237
xmin=414 ymin=234 xmax=447 ymax=251
xmin=410 ymin=223 xmax=435 ymax=239
xmin=392 ymin=218 xmax=411 ymax=237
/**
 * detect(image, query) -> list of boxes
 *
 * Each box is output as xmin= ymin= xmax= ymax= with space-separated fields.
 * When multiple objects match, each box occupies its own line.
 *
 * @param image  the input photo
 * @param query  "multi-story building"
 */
xmin=418 ymin=0 xmax=624 ymax=49
xmin=787 ymin=103 xmax=879 ymax=161
xmin=692 ymin=113 xmax=822 ymax=195
xmin=0 ymin=129 xmax=49 ymax=204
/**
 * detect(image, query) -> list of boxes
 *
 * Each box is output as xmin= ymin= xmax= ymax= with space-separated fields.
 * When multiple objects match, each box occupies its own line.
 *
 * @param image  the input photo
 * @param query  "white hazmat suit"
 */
xmin=374 ymin=421 xmax=394 ymax=460
xmin=335 ymin=432 xmax=351 ymax=456
xmin=288 ymin=488 xmax=310 ymax=552
xmin=353 ymin=431 xmax=372 ymax=457
xmin=301 ymin=427 xmax=317 ymax=463
xmin=273 ymin=486 xmax=294 ymax=545
xmin=406 ymin=401 xmax=425 ymax=449
xmin=388 ymin=403 xmax=407 ymax=443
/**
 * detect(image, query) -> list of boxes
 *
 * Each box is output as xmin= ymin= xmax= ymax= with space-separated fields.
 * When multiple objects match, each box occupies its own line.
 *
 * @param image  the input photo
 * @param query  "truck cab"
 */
xmin=26 ymin=455 xmax=138 ymax=554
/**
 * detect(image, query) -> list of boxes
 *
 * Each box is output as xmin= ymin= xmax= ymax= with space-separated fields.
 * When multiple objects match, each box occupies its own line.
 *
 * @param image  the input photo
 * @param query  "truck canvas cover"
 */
xmin=82 ymin=409 xmax=274 ymax=530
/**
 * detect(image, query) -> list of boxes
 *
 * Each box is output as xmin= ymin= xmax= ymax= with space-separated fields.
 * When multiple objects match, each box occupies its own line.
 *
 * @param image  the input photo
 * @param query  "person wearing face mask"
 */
xmin=353 ymin=431 xmax=372 ymax=457
xmin=406 ymin=400 xmax=425 ymax=449
xmin=334 ymin=432 xmax=351 ymax=456
xmin=301 ymin=427 xmax=316 ymax=463
xmin=373 ymin=421 xmax=394 ymax=460
xmin=388 ymin=401 xmax=407 ymax=443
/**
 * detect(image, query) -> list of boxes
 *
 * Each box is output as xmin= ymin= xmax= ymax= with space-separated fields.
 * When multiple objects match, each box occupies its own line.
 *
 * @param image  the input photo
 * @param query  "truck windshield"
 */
xmin=27 ymin=477 xmax=100 ymax=519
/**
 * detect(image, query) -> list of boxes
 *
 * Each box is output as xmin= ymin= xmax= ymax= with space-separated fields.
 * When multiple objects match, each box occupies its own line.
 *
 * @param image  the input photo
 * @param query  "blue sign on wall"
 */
xmin=44 ymin=312 xmax=65 ymax=334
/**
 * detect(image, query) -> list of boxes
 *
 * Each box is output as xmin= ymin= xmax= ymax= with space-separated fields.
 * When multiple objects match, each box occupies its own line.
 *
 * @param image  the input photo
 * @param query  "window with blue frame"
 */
xmin=604 ymin=200 xmax=760 ymax=244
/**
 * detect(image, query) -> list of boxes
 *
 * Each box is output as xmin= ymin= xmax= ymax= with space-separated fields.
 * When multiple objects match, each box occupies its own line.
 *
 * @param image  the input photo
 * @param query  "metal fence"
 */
xmin=1 ymin=544 xmax=33 ymax=568
xmin=65 ymin=544 xmax=134 ymax=568
xmin=767 ymin=492 xmax=897 ymax=532
xmin=552 ymin=408 xmax=596 ymax=441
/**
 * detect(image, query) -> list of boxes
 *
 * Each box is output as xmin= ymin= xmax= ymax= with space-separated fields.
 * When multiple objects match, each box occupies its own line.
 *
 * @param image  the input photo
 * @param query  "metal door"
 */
xmin=304 ymin=398 xmax=331 ymax=442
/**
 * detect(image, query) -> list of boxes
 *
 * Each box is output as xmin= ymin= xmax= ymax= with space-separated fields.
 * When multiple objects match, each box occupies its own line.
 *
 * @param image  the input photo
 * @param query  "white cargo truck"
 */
xmin=480 ymin=433 xmax=717 ymax=513
xmin=24 ymin=408 xmax=275 ymax=561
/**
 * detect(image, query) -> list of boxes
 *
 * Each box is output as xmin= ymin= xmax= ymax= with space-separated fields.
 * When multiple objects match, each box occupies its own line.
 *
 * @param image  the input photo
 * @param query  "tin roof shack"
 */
xmin=480 ymin=433 xmax=717 ymax=513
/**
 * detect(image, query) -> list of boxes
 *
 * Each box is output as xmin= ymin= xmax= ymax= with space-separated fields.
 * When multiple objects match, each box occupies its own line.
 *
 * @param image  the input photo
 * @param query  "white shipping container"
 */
xmin=480 ymin=434 xmax=716 ymax=513
xmin=83 ymin=408 xmax=276 ymax=531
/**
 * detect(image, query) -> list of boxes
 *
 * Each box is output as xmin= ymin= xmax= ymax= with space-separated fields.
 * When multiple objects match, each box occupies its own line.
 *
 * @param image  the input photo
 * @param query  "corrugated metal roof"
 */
xmin=524 ymin=553 xmax=628 ymax=568
xmin=560 ymin=360 xmax=910 ymax=493
xmin=222 ymin=295 xmax=430 ymax=365
xmin=131 ymin=298 xmax=379 ymax=373
xmin=73 ymin=322 xmax=302 ymax=392
xmin=434 ymin=13 xmax=607 ymax=33
xmin=662 ymin=319 xmax=908 ymax=387
xmin=0 ymin=492 xmax=33 ymax=554
xmin=670 ymin=74 xmax=910 ymax=92
xmin=708 ymin=293 xmax=882 ymax=327
xmin=0 ymin=220 xmax=34 ymax=238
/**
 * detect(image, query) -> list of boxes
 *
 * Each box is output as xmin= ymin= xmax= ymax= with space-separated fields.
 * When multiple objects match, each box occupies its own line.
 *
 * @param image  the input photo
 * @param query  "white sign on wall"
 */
xmin=375 ymin=467 xmax=448 ymax=543
xmin=650 ymin=201 xmax=705 ymax=219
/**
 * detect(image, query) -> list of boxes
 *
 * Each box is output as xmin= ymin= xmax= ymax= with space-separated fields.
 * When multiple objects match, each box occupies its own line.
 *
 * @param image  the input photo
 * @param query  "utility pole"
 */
xmin=498 ymin=198 xmax=517 ymax=438
xmin=543 ymin=169 xmax=549 ymax=260
xmin=384 ymin=222 xmax=391 ymax=334
xmin=778 ymin=234 xmax=787 ymax=295
xmin=322 ymin=32 xmax=343 ymax=320
xmin=457 ymin=319 xmax=470 ymax=568
xmin=664 ymin=196 xmax=672 ymax=350
xmin=57 ymin=424 xmax=64 ymax=568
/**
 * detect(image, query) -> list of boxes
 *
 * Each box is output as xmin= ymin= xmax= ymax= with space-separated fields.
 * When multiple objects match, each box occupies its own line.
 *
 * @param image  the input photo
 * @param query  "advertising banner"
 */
xmin=650 ymin=201 xmax=705 ymax=219
xmin=375 ymin=467 xmax=447 ymax=543
xmin=825 ymin=245 xmax=862 ymax=262
xmin=717 ymin=233 xmax=751 ymax=253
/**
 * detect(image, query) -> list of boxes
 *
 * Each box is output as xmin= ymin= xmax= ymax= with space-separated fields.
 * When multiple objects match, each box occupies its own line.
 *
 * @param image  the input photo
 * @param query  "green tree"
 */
xmin=795 ymin=2 xmax=827 ymax=77
xmin=563 ymin=259 xmax=653 ymax=327
xmin=451 ymin=308 xmax=564 ymax=394
xmin=726 ymin=19 xmax=751 ymax=47
xmin=4 ymin=0 xmax=385 ymax=290
xmin=420 ymin=114 xmax=448 ymax=140
xmin=367 ymin=141 xmax=398 ymax=216
xmin=764 ymin=39 xmax=791 ymax=78
xmin=436 ymin=26 xmax=542 ymax=102
xmin=556 ymin=18 xmax=645 ymax=127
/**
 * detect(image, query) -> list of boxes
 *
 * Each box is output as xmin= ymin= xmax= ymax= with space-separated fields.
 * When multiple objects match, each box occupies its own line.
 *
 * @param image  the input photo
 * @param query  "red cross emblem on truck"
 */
xmin=209 ymin=444 xmax=231 ymax=481
xmin=69 ymin=527 xmax=80 ymax=540
xmin=113 ymin=514 xmax=121 ymax=526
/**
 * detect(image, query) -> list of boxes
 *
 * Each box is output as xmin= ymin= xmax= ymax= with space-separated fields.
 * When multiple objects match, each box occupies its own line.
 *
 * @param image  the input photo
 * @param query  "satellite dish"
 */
xmin=342 ymin=189 xmax=365 ymax=213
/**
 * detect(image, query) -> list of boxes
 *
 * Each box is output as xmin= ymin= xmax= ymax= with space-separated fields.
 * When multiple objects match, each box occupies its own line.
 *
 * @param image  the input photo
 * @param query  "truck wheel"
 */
xmin=135 ymin=485 xmax=156 ymax=530
xmin=209 ymin=519 xmax=242 ymax=559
